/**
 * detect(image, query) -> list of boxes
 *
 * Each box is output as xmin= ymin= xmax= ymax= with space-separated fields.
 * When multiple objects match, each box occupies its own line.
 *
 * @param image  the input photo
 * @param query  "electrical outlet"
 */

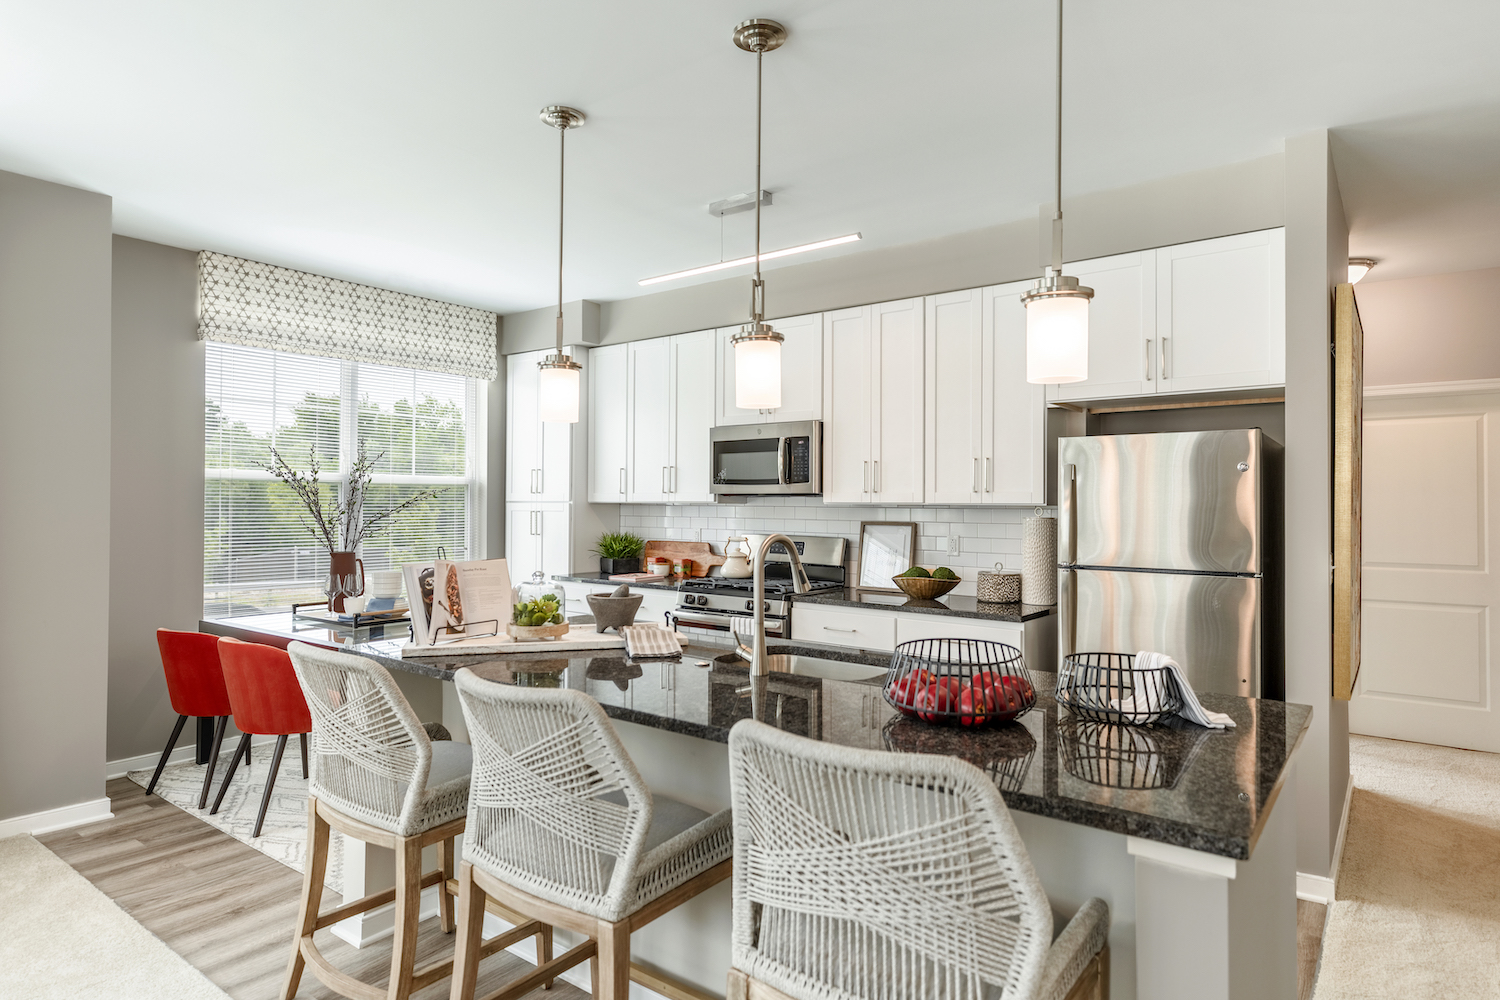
xmin=693 ymin=527 xmax=703 ymax=543
xmin=946 ymin=535 xmax=961 ymax=556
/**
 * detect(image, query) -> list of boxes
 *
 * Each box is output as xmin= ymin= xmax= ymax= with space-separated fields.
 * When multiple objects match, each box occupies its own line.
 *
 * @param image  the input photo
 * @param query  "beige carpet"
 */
xmin=1313 ymin=735 xmax=1500 ymax=998
xmin=0 ymin=833 xmax=232 ymax=1000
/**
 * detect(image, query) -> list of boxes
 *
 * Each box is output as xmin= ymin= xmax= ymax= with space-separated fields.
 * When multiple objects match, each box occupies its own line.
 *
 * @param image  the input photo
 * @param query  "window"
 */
xmin=205 ymin=342 xmax=483 ymax=615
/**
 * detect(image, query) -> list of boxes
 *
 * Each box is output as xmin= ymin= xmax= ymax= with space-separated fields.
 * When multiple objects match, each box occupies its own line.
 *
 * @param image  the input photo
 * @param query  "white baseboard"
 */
xmin=0 ymin=797 xmax=114 ymax=838
xmin=1296 ymin=780 xmax=1355 ymax=905
xmin=107 ymin=733 xmax=282 ymax=780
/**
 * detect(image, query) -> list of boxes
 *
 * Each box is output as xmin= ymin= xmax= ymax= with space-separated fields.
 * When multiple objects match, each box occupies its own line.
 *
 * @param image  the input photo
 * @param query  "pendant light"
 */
xmin=729 ymin=18 xmax=787 ymax=410
xmin=537 ymin=105 xmax=585 ymax=423
xmin=1022 ymin=0 xmax=1093 ymax=385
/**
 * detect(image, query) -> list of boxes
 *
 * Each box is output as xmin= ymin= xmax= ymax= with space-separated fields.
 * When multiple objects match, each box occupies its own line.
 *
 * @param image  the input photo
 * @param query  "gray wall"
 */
xmin=501 ymin=154 xmax=1286 ymax=353
xmin=0 ymin=171 xmax=113 ymax=823
xmin=107 ymin=237 xmax=205 ymax=763
xmin=1358 ymin=265 xmax=1500 ymax=386
xmin=1283 ymin=130 xmax=1351 ymax=880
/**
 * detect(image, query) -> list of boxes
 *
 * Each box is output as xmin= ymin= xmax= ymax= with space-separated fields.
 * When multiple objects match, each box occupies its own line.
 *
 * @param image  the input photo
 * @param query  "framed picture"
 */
xmin=857 ymin=521 xmax=917 ymax=594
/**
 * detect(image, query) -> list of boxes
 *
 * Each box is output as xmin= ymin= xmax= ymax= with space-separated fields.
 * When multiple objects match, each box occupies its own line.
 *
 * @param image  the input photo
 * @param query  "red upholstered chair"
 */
xmin=212 ymin=637 xmax=313 ymax=838
xmin=151 ymin=629 xmax=234 ymax=809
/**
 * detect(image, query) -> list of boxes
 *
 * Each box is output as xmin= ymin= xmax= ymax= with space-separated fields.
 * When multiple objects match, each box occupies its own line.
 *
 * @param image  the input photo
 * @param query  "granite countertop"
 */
xmin=201 ymin=612 xmax=1310 ymax=861
xmin=791 ymin=589 xmax=1058 ymax=623
xmin=553 ymin=573 xmax=684 ymax=592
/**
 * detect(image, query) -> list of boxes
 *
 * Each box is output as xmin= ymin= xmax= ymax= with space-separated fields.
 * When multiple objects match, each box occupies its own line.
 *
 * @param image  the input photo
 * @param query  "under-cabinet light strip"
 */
xmin=638 ymin=233 xmax=862 ymax=286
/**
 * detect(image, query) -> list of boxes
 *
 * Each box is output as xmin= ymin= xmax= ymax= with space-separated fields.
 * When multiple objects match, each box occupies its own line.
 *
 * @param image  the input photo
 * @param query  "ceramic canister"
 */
xmin=1021 ymin=511 xmax=1058 ymax=605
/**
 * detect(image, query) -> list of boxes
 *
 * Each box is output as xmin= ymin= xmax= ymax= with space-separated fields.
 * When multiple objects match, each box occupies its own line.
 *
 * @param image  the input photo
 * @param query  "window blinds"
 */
xmin=197 ymin=252 xmax=498 ymax=380
xmin=205 ymin=341 xmax=479 ymax=616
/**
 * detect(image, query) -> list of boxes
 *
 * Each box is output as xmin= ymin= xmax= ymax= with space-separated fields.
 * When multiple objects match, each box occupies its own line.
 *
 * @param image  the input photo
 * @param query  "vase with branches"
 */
xmin=265 ymin=443 xmax=448 ymax=610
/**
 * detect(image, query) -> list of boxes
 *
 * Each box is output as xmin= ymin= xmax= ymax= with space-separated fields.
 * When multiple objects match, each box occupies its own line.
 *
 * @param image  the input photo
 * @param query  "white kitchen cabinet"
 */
xmin=1155 ymin=228 xmax=1285 ymax=393
xmin=505 ymin=502 xmax=571 ymax=585
xmin=670 ymin=330 xmax=716 ymax=502
xmin=506 ymin=349 xmax=571 ymax=502
xmin=1046 ymin=251 xmax=1158 ymax=403
xmin=715 ymin=312 xmax=824 ymax=426
xmin=795 ymin=602 xmax=1056 ymax=671
xmin=627 ymin=338 xmax=672 ymax=502
xmin=982 ymin=281 xmax=1048 ymax=504
xmin=822 ymin=299 xmax=925 ymax=504
xmin=625 ymin=330 xmax=714 ymax=503
xmin=587 ymin=343 xmax=629 ymax=503
xmin=790 ymin=604 xmax=897 ymax=651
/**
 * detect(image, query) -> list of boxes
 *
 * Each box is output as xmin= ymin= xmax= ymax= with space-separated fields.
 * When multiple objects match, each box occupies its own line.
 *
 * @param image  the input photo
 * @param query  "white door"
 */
xmin=1048 ymin=251 xmax=1157 ymax=402
xmin=588 ymin=343 xmax=629 ymax=503
xmin=1351 ymin=390 xmax=1500 ymax=752
xmin=715 ymin=312 xmax=823 ymax=426
xmin=983 ymin=280 xmax=1048 ymax=505
xmin=506 ymin=351 xmax=542 ymax=501
xmin=871 ymin=298 xmax=924 ymax=504
xmin=505 ymin=505 xmax=543 ymax=586
xmin=628 ymin=338 xmax=672 ymax=502
xmin=822 ymin=306 xmax=873 ymax=503
xmin=1155 ymin=228 xmax=1285 ymax=394
xmin=670 ymin=330 xmax=716 ymax=502
xmin=924 ymin=289 xmax=984 ymax=504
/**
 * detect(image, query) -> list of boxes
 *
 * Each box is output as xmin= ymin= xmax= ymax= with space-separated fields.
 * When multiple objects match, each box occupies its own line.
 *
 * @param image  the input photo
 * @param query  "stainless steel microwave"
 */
xmin=710 ymin=420 xmax=822 ymax=498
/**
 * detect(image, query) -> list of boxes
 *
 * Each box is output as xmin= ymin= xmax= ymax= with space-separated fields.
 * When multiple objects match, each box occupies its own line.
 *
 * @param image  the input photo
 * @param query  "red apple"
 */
xmin=959 ymin=683 xmax=989 ymax=726
xmin=916 ymin=681 xmax=956 ymax=722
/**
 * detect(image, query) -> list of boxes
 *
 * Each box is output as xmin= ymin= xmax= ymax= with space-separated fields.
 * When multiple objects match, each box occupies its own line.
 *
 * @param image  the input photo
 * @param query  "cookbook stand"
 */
xmin=423 ymin=619 xmax=502 ymax=646
xmin=292 ymin=600 xmax=411 ymax=630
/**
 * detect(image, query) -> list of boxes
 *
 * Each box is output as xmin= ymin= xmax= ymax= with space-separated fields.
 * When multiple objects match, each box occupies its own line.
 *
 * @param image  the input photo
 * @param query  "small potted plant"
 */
xmin=592 ymin=531 xmax=645 ymax=576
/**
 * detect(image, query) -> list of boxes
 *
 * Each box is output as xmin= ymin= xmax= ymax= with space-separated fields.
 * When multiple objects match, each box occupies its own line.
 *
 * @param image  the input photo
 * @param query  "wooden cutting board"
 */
xmin=642 ymin=540 xmax=724 ymax=577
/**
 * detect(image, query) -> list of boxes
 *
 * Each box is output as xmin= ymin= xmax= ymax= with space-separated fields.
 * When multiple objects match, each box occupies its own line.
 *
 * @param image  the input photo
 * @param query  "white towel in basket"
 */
xmin=1121 ymin=651 xmax=1237 ymax=729
xmin=622 ymin=624 xmax=684 ymax=659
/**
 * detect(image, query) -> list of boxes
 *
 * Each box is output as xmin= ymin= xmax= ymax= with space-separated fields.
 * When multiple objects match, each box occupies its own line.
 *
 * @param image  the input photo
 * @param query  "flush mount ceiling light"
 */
xmin=1348 ymin=257 xmax=1378 ymax=284
xmin=728 ymin=17 xmax=788 ymax=410
xmin=537 ymin=105 xmax=585 ymax=423
xmin=1022 ymin=0 xmax=1093 ymax=385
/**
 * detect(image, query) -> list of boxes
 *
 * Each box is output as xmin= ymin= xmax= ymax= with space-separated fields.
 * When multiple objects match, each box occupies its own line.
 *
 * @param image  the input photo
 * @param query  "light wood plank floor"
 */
xmin=39 ymin=777 xmax=584 ymax=1000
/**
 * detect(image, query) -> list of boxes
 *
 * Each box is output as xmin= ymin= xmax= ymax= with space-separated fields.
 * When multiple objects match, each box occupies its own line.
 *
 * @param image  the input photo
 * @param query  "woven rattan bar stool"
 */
xmin=449 ymin=668 xmax=734 ymax=1000
xmin=727 ymin=720 xmax=1112 ymax=1000
xmin=282 ymin=643 xmax=548 ymax=1000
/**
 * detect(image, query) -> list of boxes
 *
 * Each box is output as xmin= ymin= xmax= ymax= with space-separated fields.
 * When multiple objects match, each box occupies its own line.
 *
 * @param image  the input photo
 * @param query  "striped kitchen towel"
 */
xmin=622 ymin=624 xmax=684 ymax=659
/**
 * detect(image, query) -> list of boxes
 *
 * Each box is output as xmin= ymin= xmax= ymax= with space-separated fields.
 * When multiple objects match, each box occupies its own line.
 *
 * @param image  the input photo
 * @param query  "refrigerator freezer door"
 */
xmin=1061 ymin=567 xmax=1260 ymax=698
xmin=1061 ymin=429 xmax=1263 ymax=574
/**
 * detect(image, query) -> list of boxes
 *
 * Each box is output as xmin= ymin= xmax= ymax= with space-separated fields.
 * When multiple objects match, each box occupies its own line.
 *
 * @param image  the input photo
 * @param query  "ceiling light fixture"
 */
xmin=728 ymin=17 xmax=788 ymax=410
xmin=638 ymin=233 xmax=862 ymax=287
xmin=536 ymin=105 xmax=585 ymax=424
xmin=1022 ymin=0 xmax=1093 ymax=385
xmin=1348 ymin=257 xmax=1378 ymax=284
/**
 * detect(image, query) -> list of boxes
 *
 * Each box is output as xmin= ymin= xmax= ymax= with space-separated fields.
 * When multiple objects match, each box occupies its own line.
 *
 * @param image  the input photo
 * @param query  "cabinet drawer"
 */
xmin=893 ymin=614 xmax=1023 ymax=650
xmin=791 ymin=606 xmax=896 ymax=651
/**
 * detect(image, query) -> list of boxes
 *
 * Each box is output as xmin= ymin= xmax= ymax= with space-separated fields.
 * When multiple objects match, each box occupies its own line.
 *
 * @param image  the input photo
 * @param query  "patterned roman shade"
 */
xmin=197 ymin=251 xmax=498 ymax=380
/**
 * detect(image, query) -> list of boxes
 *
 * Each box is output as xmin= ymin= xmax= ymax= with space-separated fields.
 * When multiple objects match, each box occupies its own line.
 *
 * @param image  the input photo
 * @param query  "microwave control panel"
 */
xmin=787 ymin=437 xmax=811 ymax=483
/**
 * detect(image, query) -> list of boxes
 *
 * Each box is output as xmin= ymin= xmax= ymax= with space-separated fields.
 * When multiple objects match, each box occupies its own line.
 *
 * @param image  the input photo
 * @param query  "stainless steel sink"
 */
xmin=718 ymin=653 xmax=888 ymax=682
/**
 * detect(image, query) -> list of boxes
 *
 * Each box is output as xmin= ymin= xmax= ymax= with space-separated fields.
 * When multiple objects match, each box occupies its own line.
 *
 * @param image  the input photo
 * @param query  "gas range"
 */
xmin=667 ymin=534 xmax=846 ymax=639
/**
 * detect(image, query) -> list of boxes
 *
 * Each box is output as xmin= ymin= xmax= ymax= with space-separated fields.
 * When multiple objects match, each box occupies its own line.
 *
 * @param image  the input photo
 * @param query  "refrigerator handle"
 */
xmin=1059 ymin=462 xmax=1077 ymax=565
xmin=1057 ymin=567 xmax=1076 ymax=667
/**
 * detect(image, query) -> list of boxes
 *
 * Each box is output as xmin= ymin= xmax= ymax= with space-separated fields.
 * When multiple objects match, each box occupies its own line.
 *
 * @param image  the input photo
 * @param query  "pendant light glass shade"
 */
xmin=1025 ymin=294 xmax=1090 ymax=384
xmin=734 ymin=331 xmax=783 ymax=408
xmin=538 ymin=358 xmax=581 ymax=423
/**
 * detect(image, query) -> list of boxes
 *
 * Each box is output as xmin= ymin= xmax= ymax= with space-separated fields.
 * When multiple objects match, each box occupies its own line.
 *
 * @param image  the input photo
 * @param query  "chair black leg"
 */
xmin=299 ymin=732 xmax=309 ymax=779
xmin=146 ymin=715 xmax=189 ymax=796
xmin=253 ymin=735 xmax=288 ymax=838
xmin=211 ymin=733 xmax=251 ymax=815
xmin=197 ymin=716 xmax=230 ymax=810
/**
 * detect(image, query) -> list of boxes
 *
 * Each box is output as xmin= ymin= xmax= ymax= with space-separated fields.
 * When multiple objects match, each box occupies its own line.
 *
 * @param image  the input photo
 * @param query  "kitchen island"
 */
xmin=202 ymin=612 xmax=1310 ymax=1000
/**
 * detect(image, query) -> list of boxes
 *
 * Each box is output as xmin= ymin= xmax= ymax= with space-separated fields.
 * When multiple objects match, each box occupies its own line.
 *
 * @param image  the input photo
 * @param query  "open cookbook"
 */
xmin=402 ymin=557 xmax=512 ymax=646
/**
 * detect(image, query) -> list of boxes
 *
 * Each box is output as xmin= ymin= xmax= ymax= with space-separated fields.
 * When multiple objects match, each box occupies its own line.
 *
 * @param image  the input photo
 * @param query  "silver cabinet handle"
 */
xmin=661 ymin=466 xmax=669 ymax=494
xmin=874 ymin=460 xmax=880 ymax=493
xmin=985 ymin=456 xmax=992 ymax=493
xmin=619 ymin=467 xmax=626 ymax=495
xmin=863 ymin=460 xmax=869 ymax=493
xmin=1145 ymin=338 xmax=1153 ymax=381
xmin=973 ymin=457 xmax=980 ymax=493
xmin=1161 ymin=336 xmax=1170 ymax=379
xmin=822 ymin=626 xmax=858 ymax=633
xmin=672 ymin=465 xmax=677 ymax=494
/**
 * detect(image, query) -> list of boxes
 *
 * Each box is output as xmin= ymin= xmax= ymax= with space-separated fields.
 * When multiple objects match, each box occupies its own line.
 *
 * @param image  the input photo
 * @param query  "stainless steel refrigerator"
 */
xmin=1057 ymin=429 xmax=1283 ymax=699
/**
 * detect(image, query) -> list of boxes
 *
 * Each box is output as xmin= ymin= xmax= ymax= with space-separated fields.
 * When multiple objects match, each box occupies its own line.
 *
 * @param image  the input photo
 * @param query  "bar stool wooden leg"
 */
xmin=388 ymin=836 xmax=423 ymax=1000
xmin=439 ymin=837 xmax=456 ymax=933
xmin=283 ymin=797 xmax=330 ymax=1000
xmin=299 ymin=732 xmax=309 ymax=778
xmin=449 ymin=862 xmax=485 ymax=1000
xmin=594 ymin=920 xmax=631 ymax=1000
xmin=538 ymin=923 xmax=554 ymax=989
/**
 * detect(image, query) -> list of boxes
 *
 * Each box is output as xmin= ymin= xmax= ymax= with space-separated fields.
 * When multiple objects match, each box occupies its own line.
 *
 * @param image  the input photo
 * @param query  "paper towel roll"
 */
xmin=1022 ymin=514 xmax=1058 ymax=605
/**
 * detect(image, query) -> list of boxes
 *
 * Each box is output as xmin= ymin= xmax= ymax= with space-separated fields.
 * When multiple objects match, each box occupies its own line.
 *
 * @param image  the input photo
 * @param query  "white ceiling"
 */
xmin=1 ymin=1 xmax=1497 ymax=311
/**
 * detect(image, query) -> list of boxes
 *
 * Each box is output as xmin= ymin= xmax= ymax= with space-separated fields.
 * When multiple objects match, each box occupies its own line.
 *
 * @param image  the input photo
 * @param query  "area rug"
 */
xmin=0 ymin=834 xmax=232 ymax=1000
xmin=127 ymin=746 xmax=343 ymax=892
xmin=1312 ymin=735 xmax=1500 ymax=998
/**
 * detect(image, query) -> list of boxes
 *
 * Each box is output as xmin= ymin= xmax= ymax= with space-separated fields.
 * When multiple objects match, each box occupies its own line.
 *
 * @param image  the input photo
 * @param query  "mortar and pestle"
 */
xmin=585 ymin=584 xmax=644 ymax=633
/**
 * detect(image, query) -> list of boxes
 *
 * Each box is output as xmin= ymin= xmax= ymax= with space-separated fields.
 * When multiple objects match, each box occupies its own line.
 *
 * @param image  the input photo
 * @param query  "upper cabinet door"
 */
xmin=715 ymin=312 xmax=824 ymax=425
xmin=983 ymin=281 xmax=1048 ymax=505
xmin=506 ymin=350 xmax=543 ymax=502
xmin=1049 ymin=251 xmax=1157 ymax=402
xmin=924 ymin=289 xmax=985 ymax=505
xmin=670 ymin=330 xmax=716 ymax=502
xmin=628 ymin=338 xmax=672 ymax=502
xmin=587 ymin=343 xmax=629 ymax=503
xmin=822 ymin=306 xmax=874 ymax=503
xmin=871 ymin=298 xmax=924 ymax=504
xmin=1156 ymin=228 xmax=1285 ymax=394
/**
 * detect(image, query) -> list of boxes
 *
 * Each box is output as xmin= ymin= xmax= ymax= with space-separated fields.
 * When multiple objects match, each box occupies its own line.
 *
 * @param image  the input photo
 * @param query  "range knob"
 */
xmin=695 ymin=594 xmax=709 ymax=606
xmin=744 ymin=599 xmax=754 ymax=611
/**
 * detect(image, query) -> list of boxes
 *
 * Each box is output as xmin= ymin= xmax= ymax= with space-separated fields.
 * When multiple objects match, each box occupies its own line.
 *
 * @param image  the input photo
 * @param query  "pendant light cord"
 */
xmin=556 ymin=123 xmax=566 ymax=352
xmin=1051 ymin=0 xmax=1064 ymax=270
xmin=752 ymin=47 xmax=764 ymax=323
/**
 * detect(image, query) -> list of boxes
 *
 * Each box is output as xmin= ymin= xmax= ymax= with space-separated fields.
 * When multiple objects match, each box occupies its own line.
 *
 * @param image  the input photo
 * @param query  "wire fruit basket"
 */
xmin=1055 ymin=652 xmax=1184 ymax=726
xmin=883 ymin=638 xmax=1036 ymax=727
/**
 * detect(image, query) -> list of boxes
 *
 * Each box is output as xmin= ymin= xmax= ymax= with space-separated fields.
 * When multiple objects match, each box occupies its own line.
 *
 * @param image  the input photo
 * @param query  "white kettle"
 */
xmin=721 ymin=536 xmax=753 ymax=579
